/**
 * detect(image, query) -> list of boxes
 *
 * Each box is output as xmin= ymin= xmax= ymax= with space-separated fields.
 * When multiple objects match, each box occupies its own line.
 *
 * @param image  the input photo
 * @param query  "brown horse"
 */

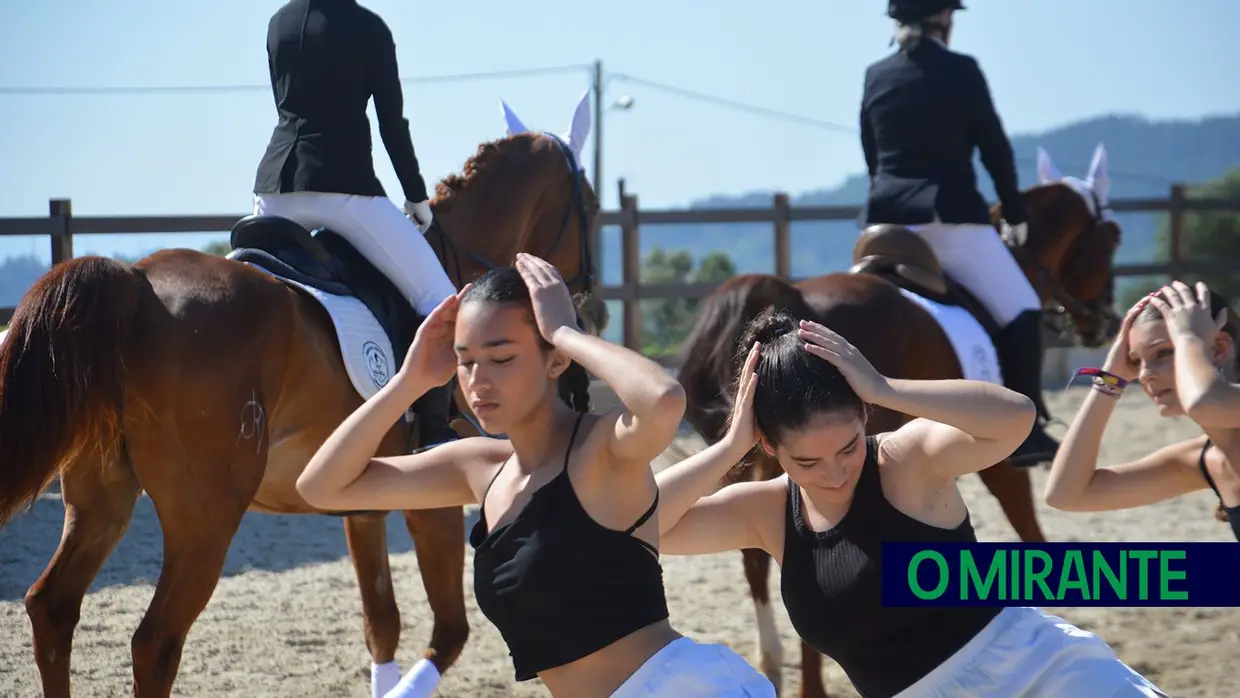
xmin=676 ymin=165 xmax=1122 ymax=696
xmin=0 ymin=108 xmax=603 ymax=695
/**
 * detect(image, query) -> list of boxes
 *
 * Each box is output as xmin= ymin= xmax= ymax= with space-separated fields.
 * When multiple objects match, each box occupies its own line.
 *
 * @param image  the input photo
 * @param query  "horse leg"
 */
xmin=24 ymin=453 xmax=142 ymax=698
xmin=798 ymin=640 xmax=828 ymax=698
xmin=343 ymin=513 xmax=404 ymax=698
xmin=977 ymin=461 xmax=1046 ymax=542
xmin=742 ymin=547 xmax=784 ymax=694
xmin=123 ymin=414 xmax=263 ymax=698
xmin=389 ymin=506 xmax=469 ymax=698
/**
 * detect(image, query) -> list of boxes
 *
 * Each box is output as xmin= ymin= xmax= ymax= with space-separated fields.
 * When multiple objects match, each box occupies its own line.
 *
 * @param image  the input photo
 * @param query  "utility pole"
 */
xmin=589 ymin=59 xmax=605 ymax=293
xmin=592 ymin=59 xmax=604 ymax=202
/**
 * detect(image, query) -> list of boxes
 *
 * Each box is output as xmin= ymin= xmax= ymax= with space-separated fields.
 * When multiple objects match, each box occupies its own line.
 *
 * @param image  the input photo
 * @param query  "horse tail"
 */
xmin=0 ymin=256 xmax=146 ymax=527
xmin=677 ymin=274 xmax=810 ymax=443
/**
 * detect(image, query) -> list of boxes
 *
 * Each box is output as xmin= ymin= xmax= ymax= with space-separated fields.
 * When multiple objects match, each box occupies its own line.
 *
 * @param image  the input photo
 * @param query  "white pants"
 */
xmin=894 ymin=607 xmax=1168 ymax=698
xmin=610 ymin=637 xmax=776 ymax=698
xmin=252 ymin=191 xmax=457 ymax=318
xmin=905 ymin=223 xmax=1041 ymax=328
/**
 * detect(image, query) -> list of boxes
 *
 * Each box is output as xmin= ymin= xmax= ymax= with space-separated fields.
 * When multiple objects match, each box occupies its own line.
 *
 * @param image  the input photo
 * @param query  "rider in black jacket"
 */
xmin=860 ymin=0 xmax=1059 ymax=466
xmin=253 ymin=0 xmax=460 ymax=467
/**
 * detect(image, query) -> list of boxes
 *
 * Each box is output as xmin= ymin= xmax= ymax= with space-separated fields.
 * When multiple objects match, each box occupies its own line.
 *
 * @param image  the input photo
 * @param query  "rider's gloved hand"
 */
xmin=403 ymin=200 xmax=434 ymax=234
xmin=1000 ymin=220 xmax=1028 ymax=246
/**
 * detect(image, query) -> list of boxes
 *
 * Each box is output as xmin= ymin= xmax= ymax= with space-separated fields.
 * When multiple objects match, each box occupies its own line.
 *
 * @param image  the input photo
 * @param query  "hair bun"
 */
xmin=742 ymin=307 xmax=797 ymax=348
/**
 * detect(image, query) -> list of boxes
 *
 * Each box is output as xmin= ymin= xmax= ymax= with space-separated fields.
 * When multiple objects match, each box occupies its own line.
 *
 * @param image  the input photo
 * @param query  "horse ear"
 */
xmin=1086 ymin=143 xmax=1111 ymax=206
xmin=500 ymin=100 xmax=530 ymax=137
xmin=1036 ymin=146 xmax=1063 ymax=184
xmin=564 ymin=88 xmax=592 ymax=162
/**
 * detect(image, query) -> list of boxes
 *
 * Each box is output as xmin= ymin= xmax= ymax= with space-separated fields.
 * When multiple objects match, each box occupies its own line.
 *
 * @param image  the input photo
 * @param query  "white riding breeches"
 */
xmin=905 ymin=223 xmax=1041 ymax=328
xmin=252 ymin=192 xmax=457 ymax=318
xmin=609 ymin=637 xmax=776 ymax=697
xmin=893 ymin=606 xmax=1168 ymax=698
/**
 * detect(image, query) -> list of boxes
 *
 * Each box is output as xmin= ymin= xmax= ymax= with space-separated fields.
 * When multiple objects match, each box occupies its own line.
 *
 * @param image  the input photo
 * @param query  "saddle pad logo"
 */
xmin=362 ymin=341 xmax=391 ymax=389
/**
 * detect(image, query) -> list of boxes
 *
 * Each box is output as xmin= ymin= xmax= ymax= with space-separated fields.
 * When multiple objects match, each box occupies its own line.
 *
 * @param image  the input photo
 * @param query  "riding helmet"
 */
xmin=887 ymin=0 xmax=965 ymax=23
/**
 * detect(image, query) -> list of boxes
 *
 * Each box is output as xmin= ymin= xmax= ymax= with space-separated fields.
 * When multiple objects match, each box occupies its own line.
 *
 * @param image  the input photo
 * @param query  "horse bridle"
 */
xmin=1002 ymin=187 xmax=1116 ymax=337
xmin=426 ymin=132 xmax=598 ymax=297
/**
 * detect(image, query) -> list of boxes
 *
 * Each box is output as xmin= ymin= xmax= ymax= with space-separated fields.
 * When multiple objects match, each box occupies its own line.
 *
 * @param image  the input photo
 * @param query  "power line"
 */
xmin=608 ymin=72 xmax=1177 ymax=185
xmin=609 ymin=72 xmax=855 ymax=135
xmin=0 ymin=64 xmax=1178 ymax=185
xmin=0 ymin=63 xmax=591 ymax=96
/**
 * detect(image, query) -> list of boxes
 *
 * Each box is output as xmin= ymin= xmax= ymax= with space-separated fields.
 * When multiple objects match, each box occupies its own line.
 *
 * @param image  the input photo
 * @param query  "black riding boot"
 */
xmin=995 ymin=310 xmax=1060 ymax=467
xmin=411 ymin=383 xmax=459 ymax=453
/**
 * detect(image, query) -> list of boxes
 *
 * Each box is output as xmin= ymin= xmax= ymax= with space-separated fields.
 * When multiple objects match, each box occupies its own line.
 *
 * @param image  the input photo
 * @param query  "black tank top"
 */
xmin=469 ymin=414 xmax=670 ymax=681
xmin=780 ymin=436 xmax=1002 ymax=698
xmin=1197 ymin=440 xmax=1240 ymax=542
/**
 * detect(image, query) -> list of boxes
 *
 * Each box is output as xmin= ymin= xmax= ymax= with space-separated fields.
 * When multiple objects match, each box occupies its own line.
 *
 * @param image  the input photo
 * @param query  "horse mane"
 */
xmin=432 ymin=132 xmax=541 ymax=214
xmin=990 ymin=181 xmax=1094 ymax=252
xmin=677 ymin=274 xmax=811 ymax=444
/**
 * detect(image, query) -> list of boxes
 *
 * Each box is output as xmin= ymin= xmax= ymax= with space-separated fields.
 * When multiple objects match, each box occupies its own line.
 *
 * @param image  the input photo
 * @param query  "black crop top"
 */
xmin=1197 ymin=439 xmax=1240 ymax=542
xmin=779 ymin=436 xmax=1002 ymax=698
xmin=469 ymin=414 xmax=670 ymax=681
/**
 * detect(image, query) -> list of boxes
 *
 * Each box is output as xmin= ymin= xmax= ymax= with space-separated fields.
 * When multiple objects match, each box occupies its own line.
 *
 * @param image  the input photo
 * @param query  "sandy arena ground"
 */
xmin=1 ymin=387 xmax=1236 ymax=697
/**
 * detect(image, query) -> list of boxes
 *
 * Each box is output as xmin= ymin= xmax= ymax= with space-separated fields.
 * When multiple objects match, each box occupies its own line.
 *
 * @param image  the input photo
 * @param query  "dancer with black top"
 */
xmin=655 ymin=309 xmax=1167 ymax=697
xmin=298 ymin=253 xmax=775 ymax=697
xmin=1045 ymin=281 xmax=1240 ymax=541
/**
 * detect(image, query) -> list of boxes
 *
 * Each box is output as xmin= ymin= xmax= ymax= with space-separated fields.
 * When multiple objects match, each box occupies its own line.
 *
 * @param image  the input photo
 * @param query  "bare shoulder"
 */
xmin=423 ymin=436 xmax=513 ymax=492
xmin=1119 ymin=434 xmax=1209 ymax=473
xmin=731 ymin=472 xmax=792 ymax=521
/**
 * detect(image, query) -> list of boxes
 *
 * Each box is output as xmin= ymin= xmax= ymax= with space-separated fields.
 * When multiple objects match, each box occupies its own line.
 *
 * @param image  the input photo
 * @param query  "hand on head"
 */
xmin=796 ymin=320 xmax=889 ymax=403
xmin=403 ymin=283 xmax=472 ymax=387
xmin=1106 ymin=280 xmax=1229 ymax=383
xmin=515 ymin=253 xmax=579 ymax=343
xmin=724 ymin=342 xmax=761 ymax=449
xmin=1148 ymin=280 xmax=1228 ymax=345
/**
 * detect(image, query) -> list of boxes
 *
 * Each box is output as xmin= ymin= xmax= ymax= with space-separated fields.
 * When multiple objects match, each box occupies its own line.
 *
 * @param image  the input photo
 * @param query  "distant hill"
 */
xmin=3 ymin=113 xmax=1240 ymax=308
xmin=596 ymin=112 xmax=1240 ymax=288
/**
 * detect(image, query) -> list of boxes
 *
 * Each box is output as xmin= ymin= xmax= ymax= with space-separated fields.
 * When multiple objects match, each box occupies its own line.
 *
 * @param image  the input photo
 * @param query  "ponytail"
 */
xmin=893 ymin=22 xmax=924 ymax=52
xmin=557 ymin=361 xmax=591 ymax=413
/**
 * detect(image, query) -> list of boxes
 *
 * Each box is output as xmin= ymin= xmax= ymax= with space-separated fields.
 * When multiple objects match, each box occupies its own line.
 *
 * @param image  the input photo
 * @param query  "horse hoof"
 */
xmin=758 ymin=652 xmax=782 ymax=696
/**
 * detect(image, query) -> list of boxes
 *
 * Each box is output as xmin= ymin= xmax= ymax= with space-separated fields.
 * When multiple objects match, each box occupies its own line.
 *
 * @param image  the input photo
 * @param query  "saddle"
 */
xmin=850 ymin=224 xmax=949 ymax=297
xmin=848 ymin=223 xmax=1001 ymax=338
xmin=227 ymin=215 xmax=421 ymax=374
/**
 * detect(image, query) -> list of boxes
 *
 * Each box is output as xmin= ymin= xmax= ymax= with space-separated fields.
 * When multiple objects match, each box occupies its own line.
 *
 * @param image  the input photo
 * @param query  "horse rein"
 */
xmin=426 ymin=132 xmax=598 ymax=299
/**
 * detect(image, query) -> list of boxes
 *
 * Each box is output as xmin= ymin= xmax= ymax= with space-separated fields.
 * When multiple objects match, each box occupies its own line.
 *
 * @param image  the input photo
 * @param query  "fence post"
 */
xmin=773 ymin=192 xmax=791 ymax=278
xmin=1167 ymin=184 xmax=1186 ymax=280
xmin=49 ymin=198 xmax=73 ymax=266
xmin=620 ymin=194 xmax=642 ymax=351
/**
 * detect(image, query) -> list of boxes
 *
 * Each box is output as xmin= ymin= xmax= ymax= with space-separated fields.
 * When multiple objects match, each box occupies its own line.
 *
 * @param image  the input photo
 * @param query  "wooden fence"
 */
xmin=2 ymin=185 xmax=1239 ymax=354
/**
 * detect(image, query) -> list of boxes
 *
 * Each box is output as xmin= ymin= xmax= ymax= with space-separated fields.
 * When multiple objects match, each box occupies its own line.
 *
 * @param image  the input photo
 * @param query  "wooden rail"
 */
xmin=2 ymin=185 xmax=1238 ymax=350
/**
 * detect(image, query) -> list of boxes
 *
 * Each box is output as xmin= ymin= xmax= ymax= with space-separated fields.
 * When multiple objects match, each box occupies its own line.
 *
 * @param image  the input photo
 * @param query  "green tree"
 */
xmin=1119 ymin=167 xmax=1240 ymax=310
xmin=202 ymin=240 xmax=232 ymax=257
xmin=640 ymin=247 xmax=737 ymax=355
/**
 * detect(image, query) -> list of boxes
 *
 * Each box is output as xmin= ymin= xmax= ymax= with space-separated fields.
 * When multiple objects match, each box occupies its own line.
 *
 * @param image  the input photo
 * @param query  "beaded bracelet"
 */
xmin=1067 ymin=367 xmax=1129 ymax=399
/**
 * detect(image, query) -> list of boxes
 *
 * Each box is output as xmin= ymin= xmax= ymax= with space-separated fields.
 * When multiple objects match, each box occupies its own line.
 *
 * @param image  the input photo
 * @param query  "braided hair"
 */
xmin=460 ymin=266 xmax=592 ymax=414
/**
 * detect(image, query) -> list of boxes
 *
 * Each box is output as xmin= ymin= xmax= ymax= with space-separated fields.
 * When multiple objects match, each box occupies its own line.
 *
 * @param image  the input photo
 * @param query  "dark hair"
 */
xmin=459 ymin=266 xmax=591 ymax=413
xmin=1137 ymin=287 xmax=1237 ymax=524
xmin=1137 ymin=287 xmax=1238 ymax=378
xmin=735 ymin=308 xmax=865 ymax=447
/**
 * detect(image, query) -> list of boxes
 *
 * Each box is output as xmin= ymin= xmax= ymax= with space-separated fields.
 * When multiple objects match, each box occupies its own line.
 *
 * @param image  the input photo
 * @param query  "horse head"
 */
xmin=429 ymin=89 xmax=605 ymax=334
xmin=994 ymin=144 xmax=1122 ymax=348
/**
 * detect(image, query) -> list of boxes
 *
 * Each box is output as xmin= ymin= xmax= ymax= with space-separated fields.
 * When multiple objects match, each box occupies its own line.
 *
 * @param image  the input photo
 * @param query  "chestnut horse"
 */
xmin=675 ymin=146 xmax=1122 ymax=698
xmin=0 ymin=99 xmax=603 ymax=696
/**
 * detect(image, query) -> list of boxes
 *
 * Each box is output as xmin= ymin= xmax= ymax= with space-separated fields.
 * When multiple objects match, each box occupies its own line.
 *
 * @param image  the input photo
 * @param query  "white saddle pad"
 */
xmin=238 ymin=260 xmax=397 ymax=401
xmin=0 ymin=327 xmax=8 ymax=348
xmin=898 ymin=288 xmax=1003 ymax=385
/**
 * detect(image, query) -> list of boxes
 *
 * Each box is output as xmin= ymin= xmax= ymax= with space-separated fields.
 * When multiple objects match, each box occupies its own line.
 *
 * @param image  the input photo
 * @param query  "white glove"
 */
xmin=1000 ymin=220 xmax=1028 ymax=246
xmin=404 ymin=200 xmax=433 ymax=235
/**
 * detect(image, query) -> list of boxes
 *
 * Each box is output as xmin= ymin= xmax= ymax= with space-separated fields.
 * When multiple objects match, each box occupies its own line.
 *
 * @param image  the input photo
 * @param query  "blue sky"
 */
xmin=1 ymin=0 xmax=1237 ymax=262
